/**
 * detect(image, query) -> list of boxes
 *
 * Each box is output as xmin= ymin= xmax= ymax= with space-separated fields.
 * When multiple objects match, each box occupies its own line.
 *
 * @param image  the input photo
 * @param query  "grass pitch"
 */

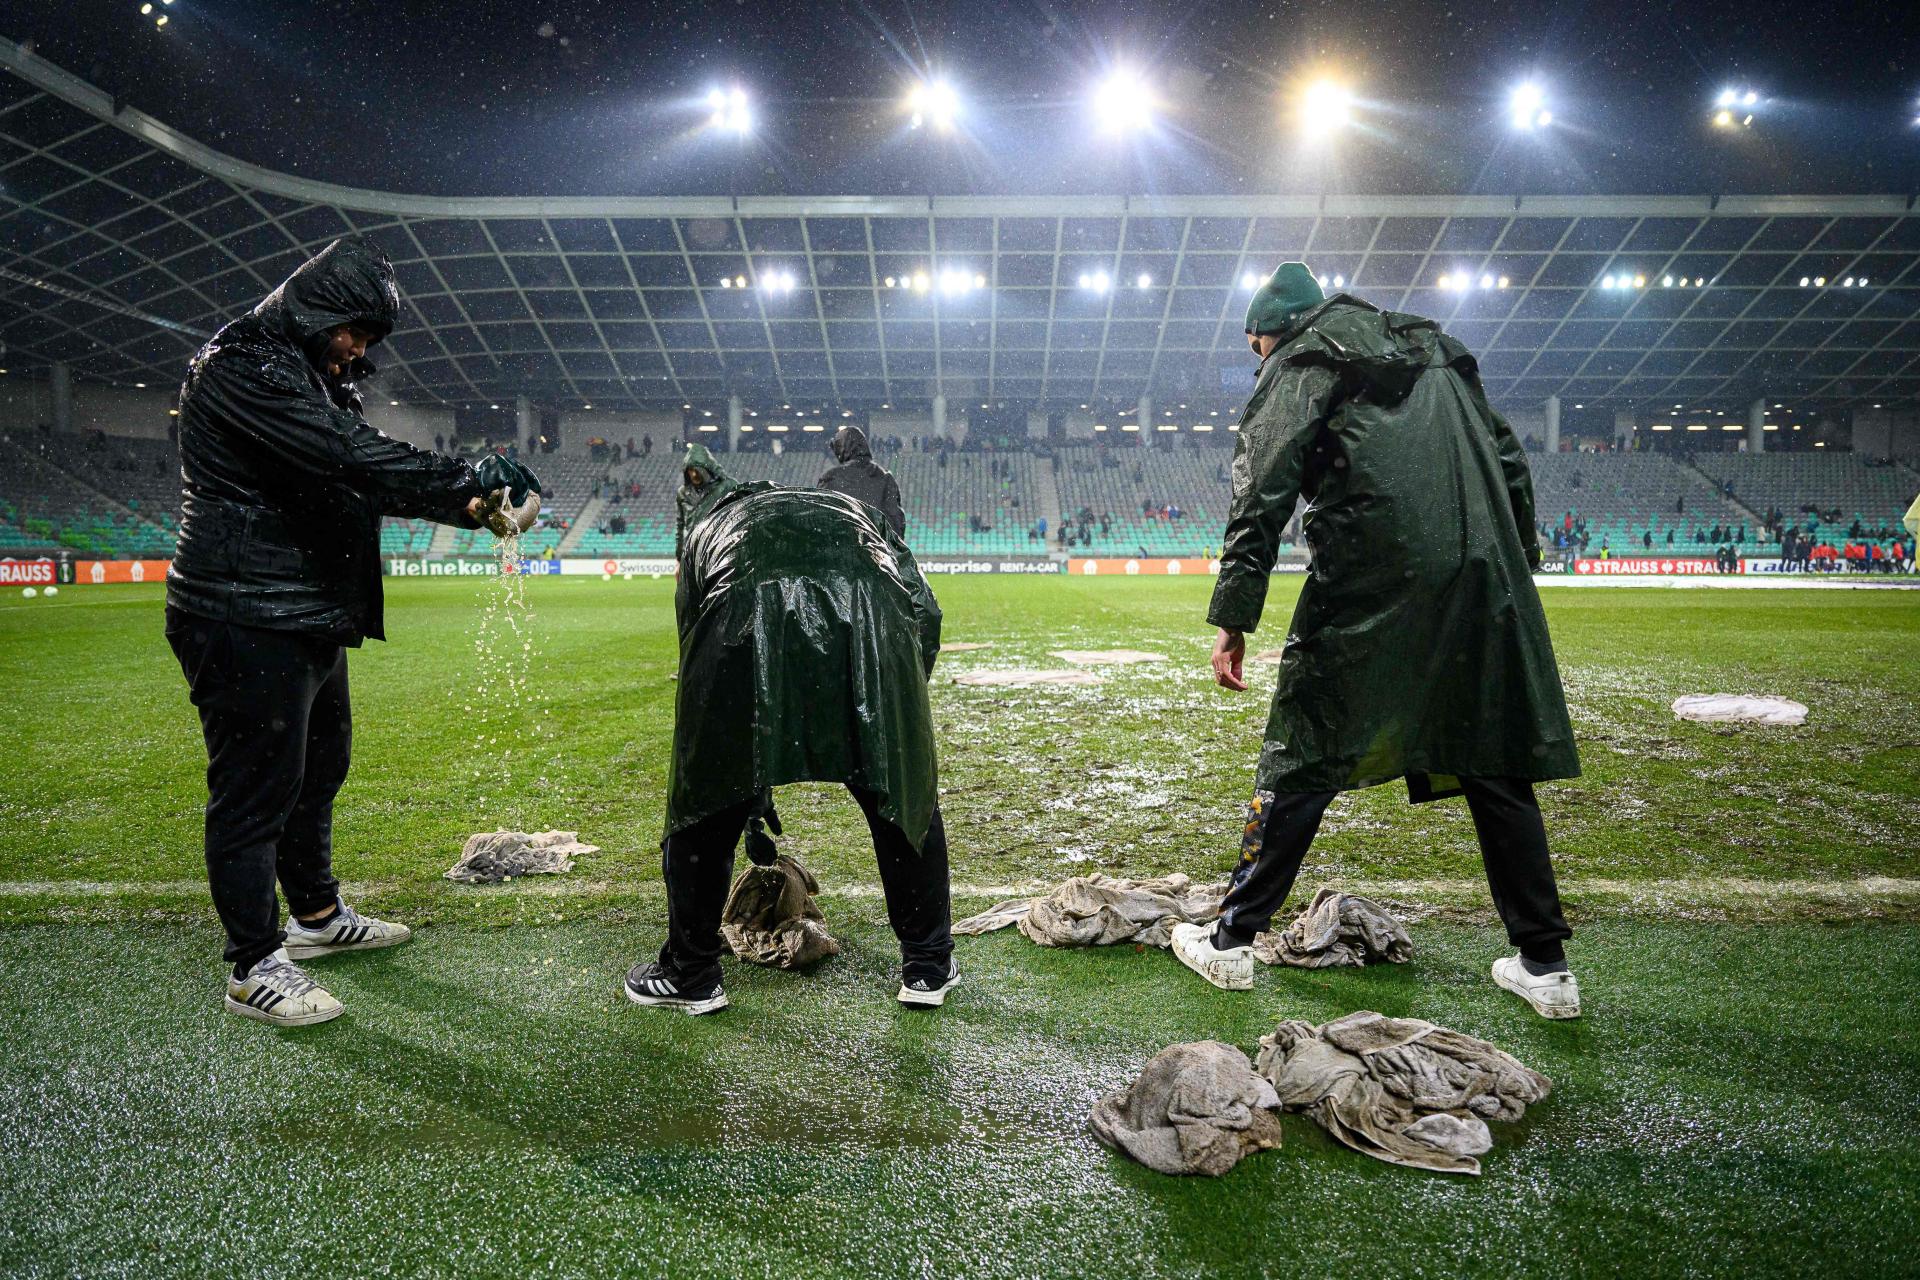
xmin=1 ymin=577 xmax=1917 ymax=1277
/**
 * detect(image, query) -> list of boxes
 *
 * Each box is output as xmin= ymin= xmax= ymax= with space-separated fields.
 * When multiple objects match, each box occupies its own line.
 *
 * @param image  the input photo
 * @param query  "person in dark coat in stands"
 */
xmin=816 ymin=425 xmax=907 ymax=535
xmin=166 ymin=235 xmax=541 ymax=1029
xmin=1183 ymin=262 xmax=1583 ymax=1022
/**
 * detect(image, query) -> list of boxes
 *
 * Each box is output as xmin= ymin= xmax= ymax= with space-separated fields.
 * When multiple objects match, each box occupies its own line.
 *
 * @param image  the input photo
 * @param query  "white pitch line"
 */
xmin=4 ymin=876 xmax=1918 ymax=908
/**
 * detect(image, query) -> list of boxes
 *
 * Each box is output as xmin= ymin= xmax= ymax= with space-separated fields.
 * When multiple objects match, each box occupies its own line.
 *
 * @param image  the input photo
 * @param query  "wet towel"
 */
xmin=1091 ymin=1041 xmax=1284 ymax=1176
xmin=446 ymin=831 xmax=597 ymax=884
xmin=954 ymin=873 xmax=1227 ymax=948
xmin=1255 ymin=1011 xmax=1551 ymax=1175
xmin=952 ymin=669 xmax=1102 ymax=687
xmin=1671 ymin=694 xmax=1809 ymax=725
xmin=1252 ymin=888 xmax=1413 ymax=969
xmin=720 ymin=854 xmax=840 ymax=969
xmin=1050 ymin=649 xmax=1169 ymax=665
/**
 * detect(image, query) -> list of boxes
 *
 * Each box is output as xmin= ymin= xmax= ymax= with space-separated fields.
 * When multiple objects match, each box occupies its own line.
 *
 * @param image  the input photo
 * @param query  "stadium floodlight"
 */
xmin=1509 ymin=82 xmax=1550 ymax=129
xmin=708 ymin=86 xmax=751 ymax=135
xmin=1299 ymin=78 xmax=1354 ymax=139
xmin=1711 ymin=87 xmax=1758 ymax=129
xmin=907 ymin=80 xmax=960 ymax=132
xmin=1092 ymin=67 xmax=1155 ymax=133
xmin=1136 ymin=273 xmax=1153 ymax=289
xmin=1241 ymin=271 xmax=1261 ymax=290
xmin=1080 ymin=269 xmax=1112 ymax=294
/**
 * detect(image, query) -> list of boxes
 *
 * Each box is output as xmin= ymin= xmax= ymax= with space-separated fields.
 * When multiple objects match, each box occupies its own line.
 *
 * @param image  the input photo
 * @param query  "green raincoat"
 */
xmin=1208 ymin=296 xmax=1580 ymax=798
xmin=667 ymin=446 xmax=944 ymax=849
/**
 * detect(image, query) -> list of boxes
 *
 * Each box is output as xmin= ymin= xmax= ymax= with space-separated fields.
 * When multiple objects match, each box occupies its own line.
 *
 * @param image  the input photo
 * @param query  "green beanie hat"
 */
xmin=1244 ymin=262 xmax=1326 ymax=336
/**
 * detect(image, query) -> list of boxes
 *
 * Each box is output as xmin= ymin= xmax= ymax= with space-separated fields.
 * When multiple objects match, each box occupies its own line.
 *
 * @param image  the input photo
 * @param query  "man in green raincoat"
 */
xmin=1169 ymin=263 xmax=1584 ymax=1020
xmin=623 ymin=444 xmax=955 ymax=1014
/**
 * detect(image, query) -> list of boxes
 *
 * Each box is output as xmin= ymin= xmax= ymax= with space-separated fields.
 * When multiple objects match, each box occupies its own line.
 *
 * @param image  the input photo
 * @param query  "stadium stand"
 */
xmin=1528 ymin=453 xmax=1759 ymax=555
xmin=1053 ymin=445 xmax=1235 ymax=558
xmin=0 ymin=424 xmax=1910 ymax=569
xmin=1685 ymin=453 xmax=1916 ymax=539
xmin=0 ymin=432 xmax=174 ymax=557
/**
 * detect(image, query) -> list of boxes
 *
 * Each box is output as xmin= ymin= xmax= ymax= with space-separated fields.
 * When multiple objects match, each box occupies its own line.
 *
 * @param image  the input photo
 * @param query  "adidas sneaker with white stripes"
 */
xmin=283 ymin=901 xmax=412 ymax=960
xmin=224 ymin=949 xmax=343 ymax=1027
xmin=624 ymin=962 xmax=728 ymax=1015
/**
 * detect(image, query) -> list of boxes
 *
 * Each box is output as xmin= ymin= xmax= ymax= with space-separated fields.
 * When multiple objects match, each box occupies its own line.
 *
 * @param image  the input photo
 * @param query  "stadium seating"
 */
xmin=1 ymin=425 xmax=1910 ymax=568
xmin=0 ymin=433 xmax=174 ymax=557
xmin=1685 ymin=453 xmax=1914 ymax=539
xmin=1054 ymin=445 xmax=1234 ymax=557
xmin=1528 ymin=453 xmax=1760 ymax=555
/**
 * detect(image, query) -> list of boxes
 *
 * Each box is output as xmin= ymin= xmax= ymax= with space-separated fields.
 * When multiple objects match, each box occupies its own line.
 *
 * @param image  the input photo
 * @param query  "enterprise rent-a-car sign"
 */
xmin=918 ymin=559 xmax=1063 ymax=574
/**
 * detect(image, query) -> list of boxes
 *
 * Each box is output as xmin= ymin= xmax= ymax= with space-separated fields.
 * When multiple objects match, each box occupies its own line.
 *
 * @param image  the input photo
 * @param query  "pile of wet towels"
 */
xmin=1092 ymin=1013 xmax=1551 ymax=1177
xmin=955 ymin=875 xmax=1412 ymax=969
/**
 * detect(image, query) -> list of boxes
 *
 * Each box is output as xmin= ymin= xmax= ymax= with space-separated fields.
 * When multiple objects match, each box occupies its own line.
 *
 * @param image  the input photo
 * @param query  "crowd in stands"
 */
xmin=0 ymin=419 xmax=1913 ymax=573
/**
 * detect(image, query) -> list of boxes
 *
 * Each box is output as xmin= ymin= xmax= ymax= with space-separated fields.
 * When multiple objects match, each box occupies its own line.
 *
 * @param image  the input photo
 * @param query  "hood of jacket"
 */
xmin=252 ymin=235 xmax=402 ymax=371
xmin=676 ymin=442 xmax=754 ymax=555
xmin=1272 ymin=295 xmax=1453 ymax=407
xmin=829 ymin=425 xmax=874 ymax=465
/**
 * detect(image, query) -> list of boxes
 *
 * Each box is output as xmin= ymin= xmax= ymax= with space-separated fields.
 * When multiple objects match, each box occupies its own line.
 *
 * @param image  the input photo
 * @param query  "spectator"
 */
xmin=816 ymin=426 xmax=906 ymax=535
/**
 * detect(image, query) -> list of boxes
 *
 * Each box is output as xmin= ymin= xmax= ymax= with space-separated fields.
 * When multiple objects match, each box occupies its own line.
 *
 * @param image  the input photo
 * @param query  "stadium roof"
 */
xmin=4 ymin=38 xmax=1918 ymax=416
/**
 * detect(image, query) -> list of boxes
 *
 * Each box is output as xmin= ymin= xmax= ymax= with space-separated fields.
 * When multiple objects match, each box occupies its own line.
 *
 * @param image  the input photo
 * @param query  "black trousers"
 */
xmin=661 ymin=788 xmax=953 ymax=985
xmin=166 ymin=607 xmax=350 ymax=968
xmin=1215 ymin=778 xmax=1572 ymax=963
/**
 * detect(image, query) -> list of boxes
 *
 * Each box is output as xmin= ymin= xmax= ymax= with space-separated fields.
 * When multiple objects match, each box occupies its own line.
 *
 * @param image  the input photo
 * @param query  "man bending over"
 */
xmin=623 ymin=445 xmax=953 ymax=1014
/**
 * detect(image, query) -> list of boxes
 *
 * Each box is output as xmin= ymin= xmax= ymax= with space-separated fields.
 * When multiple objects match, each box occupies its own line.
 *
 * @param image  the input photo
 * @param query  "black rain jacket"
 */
xmin=167 ymin=236 xmax=482 ymax=644
xmin=817 ymin=426 xmax=906 ymax=535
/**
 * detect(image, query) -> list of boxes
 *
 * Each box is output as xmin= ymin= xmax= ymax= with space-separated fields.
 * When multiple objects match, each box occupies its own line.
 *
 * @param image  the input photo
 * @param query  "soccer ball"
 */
xmin=622 ymin=572 xmax=632 ymax=581
xmin=21 ymin=587 xmax=36 ymax=598
xmin=650 ymin=573 xmax=661 ymax=580
xmin=601 ymin=571 xmax=611 ymax=581
xmin=43 ymin=586 xmax=56 ymax=596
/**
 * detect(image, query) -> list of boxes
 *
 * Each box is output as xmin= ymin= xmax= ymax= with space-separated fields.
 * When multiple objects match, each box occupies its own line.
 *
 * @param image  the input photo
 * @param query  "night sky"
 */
xmin=5 ymin=0 xmax=1918 ymax=197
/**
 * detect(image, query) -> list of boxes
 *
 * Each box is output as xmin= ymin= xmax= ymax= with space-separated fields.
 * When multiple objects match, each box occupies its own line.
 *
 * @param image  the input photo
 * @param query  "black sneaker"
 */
xmin=896 ymin=958 xmax=960 ymax=1008
xmin=624 ymin=962 xmax=728 ymax=1015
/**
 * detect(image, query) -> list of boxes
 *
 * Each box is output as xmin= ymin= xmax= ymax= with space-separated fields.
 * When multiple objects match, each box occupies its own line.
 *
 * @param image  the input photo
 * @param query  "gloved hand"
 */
xmin=475 ymin=455 xmax=542 ymax=505
xmin=473 ymin=455 xmax=543 ymax=537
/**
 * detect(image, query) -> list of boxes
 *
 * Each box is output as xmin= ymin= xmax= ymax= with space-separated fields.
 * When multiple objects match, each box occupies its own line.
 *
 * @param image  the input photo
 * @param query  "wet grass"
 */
xmin=0 ymin=578 xmax=1914 ymax=927
xmin=1 ymin=917 xmax=1915 ymax=1278
xmin=2 ymin=579 xmax=1915 ymax=1274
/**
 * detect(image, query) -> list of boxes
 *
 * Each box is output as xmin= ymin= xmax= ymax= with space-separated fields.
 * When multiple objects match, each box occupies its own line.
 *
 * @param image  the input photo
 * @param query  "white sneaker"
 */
xmin=225 ymin=949 xmax=344 ymax=1027
xmin=896 ymin=958 xmax=960 ymax=1008
xmin=1171 ymin=921 xmax=1254 ymax=991
xmin=1492 ymin=955 xmax=1582 ymax=1020
xmin=284 ymin=901 xmax=412 ymax=960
